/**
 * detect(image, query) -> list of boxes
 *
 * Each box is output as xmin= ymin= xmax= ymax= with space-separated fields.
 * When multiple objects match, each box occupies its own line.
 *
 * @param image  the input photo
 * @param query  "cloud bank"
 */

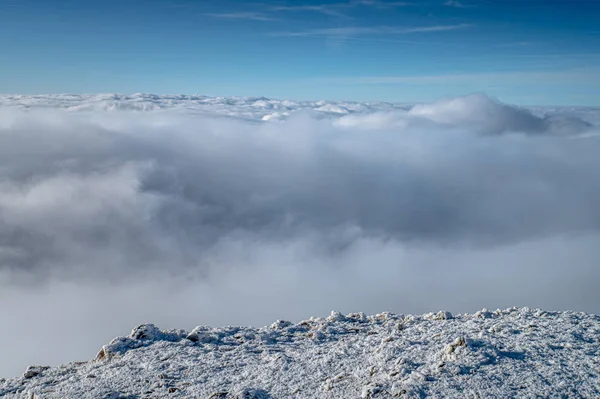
xmin=0 ymin=93 xmax=599 ymax=377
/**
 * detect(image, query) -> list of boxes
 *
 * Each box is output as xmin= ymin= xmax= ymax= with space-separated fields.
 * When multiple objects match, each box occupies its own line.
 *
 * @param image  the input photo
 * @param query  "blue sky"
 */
xmin=0 ymin=0 xmax=599 ymax=105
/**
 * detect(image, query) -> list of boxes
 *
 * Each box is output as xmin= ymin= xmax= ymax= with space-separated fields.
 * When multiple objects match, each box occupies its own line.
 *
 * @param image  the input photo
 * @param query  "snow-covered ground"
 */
xmin=1 ymin=307 xmax=599 ymax=398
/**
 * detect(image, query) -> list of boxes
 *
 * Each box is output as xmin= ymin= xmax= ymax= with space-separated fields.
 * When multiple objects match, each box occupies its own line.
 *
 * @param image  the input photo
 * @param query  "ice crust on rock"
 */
xmin=2 ymin=308 xmax=600 ymax=398
xmin=95 ymin=324 xmax=188 ymax=361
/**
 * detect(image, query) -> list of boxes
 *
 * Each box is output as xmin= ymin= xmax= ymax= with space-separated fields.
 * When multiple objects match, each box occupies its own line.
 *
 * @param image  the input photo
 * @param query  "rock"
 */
xmin=327 ymin=311 xmax=346 ymax=322
xmin=270 ymin=320 xmax=293 ymax=330
xmin=474 ymin=309 xmax=493 ymax=319
xmin=234 ymin=388 xmax=271 ymax=399
xmin=391 ymin=382 xmax=423 ymax=398
xmin=347 ymin=312 xmax=368 ymax=323
xmin=130 ymin=324 xmax=163 ymax=340
xmin=434 ymin=311 xmax=454 ymax=320
xmin=23 ymin=366 xmax=49 ymax=379
xmin=187 ymin=328 xmax=221 ymax=344
xmin=361 ymin=384 xmax=384 ymax=398
xmin=445 ymin=336 xmax=467 ymax=354
xmin=95 ymin=347 xmax=107 ymax=361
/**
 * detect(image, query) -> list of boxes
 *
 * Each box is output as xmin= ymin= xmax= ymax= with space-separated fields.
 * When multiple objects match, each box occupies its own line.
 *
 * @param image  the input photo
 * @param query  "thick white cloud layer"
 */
xmin=0 ymin=93 xmax=599 ymax=377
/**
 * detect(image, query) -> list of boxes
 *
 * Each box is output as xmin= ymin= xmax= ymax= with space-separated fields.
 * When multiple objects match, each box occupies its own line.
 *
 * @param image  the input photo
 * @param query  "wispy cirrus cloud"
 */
xmin=204 ymin=11 xmax=276 ymax=21
xmin=315 ymin=68 xmax=600 ymax=86
xmin=208 ymin=1 xmax=417 ymax=22
xmin=269 ymin=4 xmax=349 ymax=17
xmin=444 ymin=0 xmax=467 ymax=7
xmin=265 ymin=1 xmax=413 ymax=17
xmin=350 ymin=0 xmax=414 ymax=7
xmin=273 ymin=23 xmax=473 ymax=37
xmin=492 ymin=41 xmax=535 ymax=48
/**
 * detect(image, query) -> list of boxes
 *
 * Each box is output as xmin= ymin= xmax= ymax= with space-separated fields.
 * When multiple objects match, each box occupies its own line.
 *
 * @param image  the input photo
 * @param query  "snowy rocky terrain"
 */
xmin=1 ymin=308 xmax=600 ymax=398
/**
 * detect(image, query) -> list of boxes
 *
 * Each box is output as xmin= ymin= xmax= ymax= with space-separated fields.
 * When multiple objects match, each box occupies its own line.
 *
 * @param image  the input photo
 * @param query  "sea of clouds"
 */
xmin=1 ymin=93 xmax=599 ymax=377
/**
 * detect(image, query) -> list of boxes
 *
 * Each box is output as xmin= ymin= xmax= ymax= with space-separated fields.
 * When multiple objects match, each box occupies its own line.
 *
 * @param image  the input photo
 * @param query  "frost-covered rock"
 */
xmin=434 ymin=310 xmax=454 ymax=320
xmin=2 ymin=308 xmax=600 ymax=398
xmin=95 ymin=324 xmax=188 ymax=361
xmin=22 ymin=366 xmax=49 ymax=380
